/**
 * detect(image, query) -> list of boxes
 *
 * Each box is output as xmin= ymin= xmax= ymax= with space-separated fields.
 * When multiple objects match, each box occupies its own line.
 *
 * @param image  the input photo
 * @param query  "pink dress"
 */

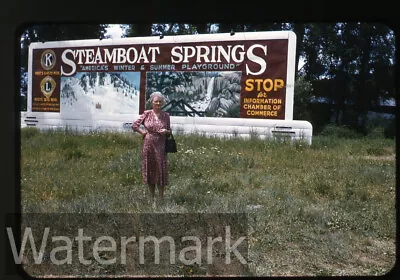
xmin=131 ymin=110 xmax=171 ymax=186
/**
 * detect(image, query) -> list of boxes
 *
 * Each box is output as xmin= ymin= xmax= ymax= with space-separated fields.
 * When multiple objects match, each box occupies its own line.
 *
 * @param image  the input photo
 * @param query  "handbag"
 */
xmin=165 ymin=133 xmax=177 ymax=153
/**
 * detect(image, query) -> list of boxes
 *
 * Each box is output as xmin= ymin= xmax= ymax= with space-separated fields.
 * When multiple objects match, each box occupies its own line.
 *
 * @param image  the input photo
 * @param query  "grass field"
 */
xmin=19 ymin=127 xmax=396 ymax=277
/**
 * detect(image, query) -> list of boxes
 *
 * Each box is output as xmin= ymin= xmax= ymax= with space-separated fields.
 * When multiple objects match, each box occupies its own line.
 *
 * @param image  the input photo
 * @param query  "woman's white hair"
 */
xmin=148 ymin=91 xmax=166 ymax=104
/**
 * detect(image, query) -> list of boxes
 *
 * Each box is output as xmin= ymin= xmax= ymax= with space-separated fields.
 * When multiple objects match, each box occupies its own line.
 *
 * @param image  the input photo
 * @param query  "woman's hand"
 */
xmin=159 ymin=129 xmax=170 ymax=135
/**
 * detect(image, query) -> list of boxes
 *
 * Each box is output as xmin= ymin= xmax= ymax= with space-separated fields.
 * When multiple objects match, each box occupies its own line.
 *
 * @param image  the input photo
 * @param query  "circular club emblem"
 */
xmin=40 ymin=76 xmax=56 ymax=99
xmin=40 ymin=49 xmax=56 ymax=70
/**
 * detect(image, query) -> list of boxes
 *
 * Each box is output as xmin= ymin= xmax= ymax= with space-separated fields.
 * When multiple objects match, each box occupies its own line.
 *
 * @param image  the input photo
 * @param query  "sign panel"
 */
xmin=28 ymin=31 xmax=296 ymax=120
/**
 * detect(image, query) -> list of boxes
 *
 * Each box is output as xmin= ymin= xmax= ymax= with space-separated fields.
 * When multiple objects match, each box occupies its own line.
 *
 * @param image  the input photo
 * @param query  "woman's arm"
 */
xmin=131 ymin=111 xmax=148 ymax=136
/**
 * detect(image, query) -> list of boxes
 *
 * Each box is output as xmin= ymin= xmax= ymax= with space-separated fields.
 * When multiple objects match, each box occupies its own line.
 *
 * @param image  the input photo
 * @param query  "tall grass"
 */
xmin=20 ymin=127 xmax=396 ymax=276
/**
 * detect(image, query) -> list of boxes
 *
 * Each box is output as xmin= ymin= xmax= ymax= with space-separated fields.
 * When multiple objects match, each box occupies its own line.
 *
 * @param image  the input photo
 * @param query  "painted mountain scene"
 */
xmin=146 ymin=71 xmax=242 ymax=117
xmin=60 ymin=72 xmax=140 ymax=115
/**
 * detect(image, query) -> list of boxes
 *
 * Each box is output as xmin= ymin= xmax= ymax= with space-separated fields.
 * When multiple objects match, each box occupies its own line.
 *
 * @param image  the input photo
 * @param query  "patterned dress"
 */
xmin=131 ymin=110 xmax=171 ymax=186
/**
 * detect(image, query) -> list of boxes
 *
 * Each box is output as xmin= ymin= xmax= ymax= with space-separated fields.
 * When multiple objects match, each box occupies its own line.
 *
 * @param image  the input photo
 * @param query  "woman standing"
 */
xmin=131 ymin=92 xmax=171 ymax=205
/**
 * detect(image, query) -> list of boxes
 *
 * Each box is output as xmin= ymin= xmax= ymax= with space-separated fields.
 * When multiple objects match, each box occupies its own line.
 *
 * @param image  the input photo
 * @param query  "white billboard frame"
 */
xmin=23 ymin=31 xmax=312 ymax=144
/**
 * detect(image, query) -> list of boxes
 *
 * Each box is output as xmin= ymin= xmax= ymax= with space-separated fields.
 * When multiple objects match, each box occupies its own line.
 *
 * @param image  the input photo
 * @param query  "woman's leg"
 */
xmin=156 ymin=185 xmax=164 ymax=202
xmin=148 ymin=184 xmax=156 ymax=203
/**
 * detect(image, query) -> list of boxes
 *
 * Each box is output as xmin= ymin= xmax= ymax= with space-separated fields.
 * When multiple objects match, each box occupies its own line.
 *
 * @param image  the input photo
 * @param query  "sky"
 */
xmin=105 ymin=24 xmax=124 ymax=39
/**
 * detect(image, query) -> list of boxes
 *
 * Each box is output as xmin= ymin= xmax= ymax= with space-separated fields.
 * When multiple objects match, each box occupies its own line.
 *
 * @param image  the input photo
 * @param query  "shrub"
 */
xmin=365 ymin=115 xmax=395 ymax=139
xmin=293 ymin=76 xmax=313 ymax=121
xmin=320 ymin=124 xmax=363 ymax=139
xmin=384 ymin=117 xmax=396 ymax=138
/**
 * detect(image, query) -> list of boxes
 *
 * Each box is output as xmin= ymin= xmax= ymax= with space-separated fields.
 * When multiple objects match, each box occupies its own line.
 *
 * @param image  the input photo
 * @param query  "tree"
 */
xmin=298 ymin=22 xmax=395 ymax=132
xmin=124 ymin=24 xmax=153 ymax=37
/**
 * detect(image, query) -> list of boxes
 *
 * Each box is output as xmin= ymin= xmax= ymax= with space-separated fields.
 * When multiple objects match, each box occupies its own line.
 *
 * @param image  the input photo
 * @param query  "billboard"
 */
xmin=28 ymin=31 xmax=297 ymax=120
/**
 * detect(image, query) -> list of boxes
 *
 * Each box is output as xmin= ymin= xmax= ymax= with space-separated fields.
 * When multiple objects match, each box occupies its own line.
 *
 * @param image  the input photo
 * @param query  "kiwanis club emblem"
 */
xmin=40 ymin=76 xmax=56 ymax=99
xmin=40 ymin=49 xmax=56 ymax=70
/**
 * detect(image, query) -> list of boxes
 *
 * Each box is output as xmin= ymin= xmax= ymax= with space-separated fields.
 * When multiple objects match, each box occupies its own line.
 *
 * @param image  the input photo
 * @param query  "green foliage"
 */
xmin=308 ymin=103 xmax=333 ymax=134
xmin=319 ymin=124 xmax=363 ymax=139
xmin=384 ymin=118 xmax=396 ymax=138
xmin=60 ymin=138 xmax=85 ymax=160
xmin=293 ymin=76 xmax=313 ymax=120
xmin=365 ymin=115 xmax=396 ymax=139
xmin=20 ymin=113 xmax=395 ymax=276
xmin=365 ymin=146 xmax=388 ymax=156
xmin=20 ymin=127 xmax=40 ymax=139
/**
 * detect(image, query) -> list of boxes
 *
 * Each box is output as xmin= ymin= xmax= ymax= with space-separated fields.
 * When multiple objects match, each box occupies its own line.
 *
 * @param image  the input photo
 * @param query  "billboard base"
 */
xmin=21 ymin=112 xmax=313 ymax=145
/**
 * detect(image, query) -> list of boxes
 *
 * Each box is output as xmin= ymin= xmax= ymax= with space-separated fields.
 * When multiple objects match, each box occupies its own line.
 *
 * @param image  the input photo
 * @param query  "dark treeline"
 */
xmin=19 ymin=23 xmax=396 ymax=136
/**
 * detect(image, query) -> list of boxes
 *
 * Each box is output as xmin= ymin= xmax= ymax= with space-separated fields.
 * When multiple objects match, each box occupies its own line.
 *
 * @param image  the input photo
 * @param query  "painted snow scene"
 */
xmin=146 ymin=71 xmax=242 ymax=117
xmin=60 ymin=72 xmax=140 ymax=115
